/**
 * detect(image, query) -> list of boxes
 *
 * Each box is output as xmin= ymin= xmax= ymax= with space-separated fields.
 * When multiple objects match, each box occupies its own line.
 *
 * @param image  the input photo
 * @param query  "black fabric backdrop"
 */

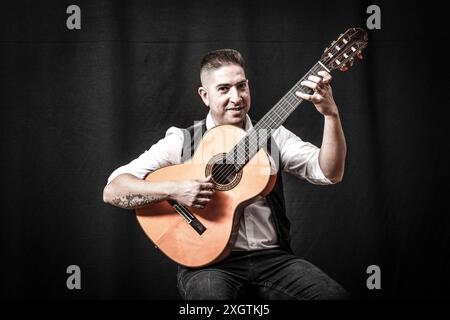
xmin=0 ymin=0 xmax=446 ymax=299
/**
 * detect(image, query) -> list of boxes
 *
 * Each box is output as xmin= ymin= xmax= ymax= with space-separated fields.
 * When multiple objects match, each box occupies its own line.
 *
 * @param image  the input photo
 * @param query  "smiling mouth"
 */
xmin=226 ymin=106 xmax=244 ymax=111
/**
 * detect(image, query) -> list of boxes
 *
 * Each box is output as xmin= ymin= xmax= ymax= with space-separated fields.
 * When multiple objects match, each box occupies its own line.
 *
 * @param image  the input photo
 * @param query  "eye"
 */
xmin=237 ymin=82 xmax=247 ymax=90
xmin=218 ymin=87 xmax=229 ymax=93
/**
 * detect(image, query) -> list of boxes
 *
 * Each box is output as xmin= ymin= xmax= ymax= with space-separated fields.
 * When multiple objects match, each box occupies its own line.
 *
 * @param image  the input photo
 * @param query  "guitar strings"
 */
xmin=211 ymin=61 xmax=328 ymax=186
xmin=211 ymin=41 xmax=347 ymax=183
xmin=212 ymin=63 xmax=325 ymax=185
xmin=211 ymin=62 xmax=327 ymax=185
xmin=211 ymin=32 xmax=363 ymax=184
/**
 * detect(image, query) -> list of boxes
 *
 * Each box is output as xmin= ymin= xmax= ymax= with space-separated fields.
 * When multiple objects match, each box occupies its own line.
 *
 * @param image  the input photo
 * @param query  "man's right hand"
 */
xmin=169 ymin=175 xmax=215 ymax=209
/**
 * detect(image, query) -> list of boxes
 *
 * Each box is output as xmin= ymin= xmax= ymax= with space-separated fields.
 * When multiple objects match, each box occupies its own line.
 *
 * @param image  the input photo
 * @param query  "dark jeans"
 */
xmin=177 ymin=248 xmax=349 ymax=300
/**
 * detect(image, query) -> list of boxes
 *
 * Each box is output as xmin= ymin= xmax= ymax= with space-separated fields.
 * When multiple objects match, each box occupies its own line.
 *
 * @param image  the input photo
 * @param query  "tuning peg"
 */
xmin=339 ymin=64 xmax=349 ymax=72
xmin=357 ymin=51 xmax=364 ymax=60
xmin=349 ymin=58 xmax=354 ymax=67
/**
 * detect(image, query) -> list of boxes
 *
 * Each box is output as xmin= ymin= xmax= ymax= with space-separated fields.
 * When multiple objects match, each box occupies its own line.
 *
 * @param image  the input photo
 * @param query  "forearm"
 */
xmin=103 ymin=173 xmax=174 ymax=209
xmin=318 ymin=112 xmax=347 ymax=183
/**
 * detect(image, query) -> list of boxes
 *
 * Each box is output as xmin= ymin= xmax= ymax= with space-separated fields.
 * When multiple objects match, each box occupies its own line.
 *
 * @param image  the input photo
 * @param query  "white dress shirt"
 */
xmin=107 ymin=112 xmax=333 ymax=251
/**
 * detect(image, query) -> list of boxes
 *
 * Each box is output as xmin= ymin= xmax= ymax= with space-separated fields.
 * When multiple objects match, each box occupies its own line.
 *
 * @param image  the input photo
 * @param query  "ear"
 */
xmin=198 ymin=86 xmax=210 ymax=107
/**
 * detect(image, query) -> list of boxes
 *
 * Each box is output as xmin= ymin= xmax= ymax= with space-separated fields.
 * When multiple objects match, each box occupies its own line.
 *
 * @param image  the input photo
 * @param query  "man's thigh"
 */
xmin=254 ymin=253 xmax=349 ymax=300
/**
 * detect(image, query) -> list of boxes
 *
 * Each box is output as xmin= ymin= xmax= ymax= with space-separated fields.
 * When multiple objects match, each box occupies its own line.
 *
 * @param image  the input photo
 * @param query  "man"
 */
xmin=103 ymin=49 xmax=349 ymax=299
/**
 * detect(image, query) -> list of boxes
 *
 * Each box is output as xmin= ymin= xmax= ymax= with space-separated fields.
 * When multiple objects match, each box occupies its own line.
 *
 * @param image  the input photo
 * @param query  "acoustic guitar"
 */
xmin=136 ymin=28 xmax=368 ymax=267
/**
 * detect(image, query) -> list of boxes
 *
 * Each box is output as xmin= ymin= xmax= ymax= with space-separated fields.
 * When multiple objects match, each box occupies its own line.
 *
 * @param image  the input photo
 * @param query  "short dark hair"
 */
xmin=200 ymin=49 xmax=245 ymax=80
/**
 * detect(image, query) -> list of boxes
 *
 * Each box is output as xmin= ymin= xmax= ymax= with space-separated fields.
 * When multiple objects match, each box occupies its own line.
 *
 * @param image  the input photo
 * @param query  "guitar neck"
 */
xmin=255 ymin=61 xmax=329 ymax=131
xmin=226 ymin=61 xmax=330 ymax=171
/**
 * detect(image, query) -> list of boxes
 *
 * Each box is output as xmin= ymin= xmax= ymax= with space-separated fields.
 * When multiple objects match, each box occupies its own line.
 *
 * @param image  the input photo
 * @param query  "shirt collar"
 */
xmin=205 ymin=112 xmax=253 ymax=131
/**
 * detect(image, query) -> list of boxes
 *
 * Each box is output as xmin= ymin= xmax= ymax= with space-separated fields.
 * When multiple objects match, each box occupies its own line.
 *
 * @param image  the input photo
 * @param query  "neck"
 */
xmin=238 ymin=118 xmax=246 ymax=129
xmin=226 ymin=61 xmax=328 ymax=171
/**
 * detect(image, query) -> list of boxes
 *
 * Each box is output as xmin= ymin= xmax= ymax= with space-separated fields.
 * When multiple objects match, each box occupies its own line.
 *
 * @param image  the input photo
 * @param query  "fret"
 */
xmin=223 ymin=28 xmax=368 ymax=172
xmin=228 ymin=61 xmax=326 ymax=171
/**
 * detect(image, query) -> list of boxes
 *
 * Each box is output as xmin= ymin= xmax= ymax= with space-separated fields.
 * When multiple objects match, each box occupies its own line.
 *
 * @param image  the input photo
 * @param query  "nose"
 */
xmin=229 ymin=86 xmax=242 ymax=104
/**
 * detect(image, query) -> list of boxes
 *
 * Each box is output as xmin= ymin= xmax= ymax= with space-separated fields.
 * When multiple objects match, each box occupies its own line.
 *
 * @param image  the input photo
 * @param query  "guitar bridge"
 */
xmin=168 ymin=200 xmax=206 ymax=235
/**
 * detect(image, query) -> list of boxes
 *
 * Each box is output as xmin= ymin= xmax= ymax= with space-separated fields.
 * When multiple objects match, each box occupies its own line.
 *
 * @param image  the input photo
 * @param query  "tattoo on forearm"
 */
xmin=111 ymin=193 xmax=165 ymax=209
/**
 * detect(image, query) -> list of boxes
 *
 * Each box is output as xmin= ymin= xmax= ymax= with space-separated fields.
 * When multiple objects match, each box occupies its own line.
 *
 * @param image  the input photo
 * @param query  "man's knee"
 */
xmin=277 ymin=258 xmax=350 ymax=300
xmin=178 ymin=270 xmax=239 ymax=300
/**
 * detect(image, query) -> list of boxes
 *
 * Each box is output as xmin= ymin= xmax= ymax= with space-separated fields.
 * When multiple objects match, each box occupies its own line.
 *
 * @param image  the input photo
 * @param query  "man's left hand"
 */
xmin=295 ymin=71 xmax=338 ymax=117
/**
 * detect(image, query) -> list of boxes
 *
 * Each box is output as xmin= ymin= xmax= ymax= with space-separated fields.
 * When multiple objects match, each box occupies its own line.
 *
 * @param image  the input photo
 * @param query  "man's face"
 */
xmin=198 ymin=64 xmax=250 ymax=128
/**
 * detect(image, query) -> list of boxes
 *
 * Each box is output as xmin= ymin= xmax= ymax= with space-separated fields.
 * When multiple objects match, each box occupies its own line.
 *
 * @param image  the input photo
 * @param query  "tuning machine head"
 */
xmin=339 ymin=65 xmax=349 ymax=72
xmin=357 ymin=51 xmax=364 ymax=60
xmin=339 ymin=57 xmax=355 ymax=72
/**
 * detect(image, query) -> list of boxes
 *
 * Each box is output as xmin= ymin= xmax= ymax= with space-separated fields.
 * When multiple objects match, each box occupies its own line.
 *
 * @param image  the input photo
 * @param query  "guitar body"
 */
xmin=136 ymin=124 xmax=276 ymax=268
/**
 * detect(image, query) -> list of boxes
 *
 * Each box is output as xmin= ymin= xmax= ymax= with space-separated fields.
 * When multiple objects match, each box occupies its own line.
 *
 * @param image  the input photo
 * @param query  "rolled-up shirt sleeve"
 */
xmin=106 ymin=126 xmax=184 ymax=185
xmin=273 ymin=125 xmax=334 ymax=185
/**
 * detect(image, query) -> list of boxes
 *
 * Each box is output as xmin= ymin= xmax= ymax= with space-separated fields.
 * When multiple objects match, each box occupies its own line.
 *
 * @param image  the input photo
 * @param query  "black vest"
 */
xmin=181 ymin=119 xmax=293 ymax=253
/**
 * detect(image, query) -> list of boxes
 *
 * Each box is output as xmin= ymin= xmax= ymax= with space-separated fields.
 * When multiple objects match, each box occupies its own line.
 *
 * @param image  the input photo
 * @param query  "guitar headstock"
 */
xmin=320 ymin=28 xmax=368 ymax=72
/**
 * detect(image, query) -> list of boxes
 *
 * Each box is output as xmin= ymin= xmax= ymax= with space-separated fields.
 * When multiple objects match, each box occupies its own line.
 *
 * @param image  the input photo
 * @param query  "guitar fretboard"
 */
xmin=226 ymin=61 xmax=329 ymax=171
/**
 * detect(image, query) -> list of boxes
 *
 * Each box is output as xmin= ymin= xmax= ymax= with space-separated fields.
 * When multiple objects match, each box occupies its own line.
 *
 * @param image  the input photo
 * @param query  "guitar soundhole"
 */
xmin=211 ymin=163 xmax=236 ymax=184
xmin=205 ymin=153 xmax=242 ymax=191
